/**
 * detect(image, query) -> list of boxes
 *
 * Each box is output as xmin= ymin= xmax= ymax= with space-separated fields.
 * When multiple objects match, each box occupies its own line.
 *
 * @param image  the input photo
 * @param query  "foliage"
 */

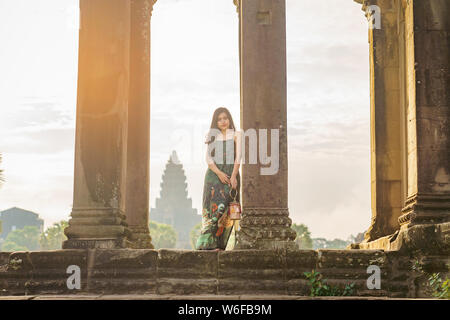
xmin=2 ymin=242 xmax=29 ymax=252
xmin=312 ymin=238 xmax=328 ymax=249
xmin=8 ymin=257 xmax=23 ymax=270
xmin=149 ymin=221 xmax=177 ymax=249
xmin=312 ymin=237 xmax=350 ymax=249
xmin=428 ymin=273 xmax=450 ymax=299
xmin=40 ymin=221 xmax=68 ymax=250
xmin=304 ymin=270 xmax=355 ymax=297
xmin=190 ymin=222 xmax=202 ymax=249
xmin=291 ymin=223 xmax=313 ymax=249
xmin=290 ymin=222 xmax=359 ymax=249
xmin=412 ymin=260 xmax=450 ymax=299
xmin=1 ymin=226 xmax=41 ymax=251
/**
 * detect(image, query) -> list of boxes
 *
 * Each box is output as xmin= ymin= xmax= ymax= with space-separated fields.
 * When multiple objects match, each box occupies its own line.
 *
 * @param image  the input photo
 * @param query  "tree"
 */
xmin=40 ymin=221 xmax=68 ymax=250
xmin=291 ymin=223 xmax=313 ymax=249
xmin=1 ymin=226 xmax=41 ymax=251
xmin=149 ymin=221 xmax=177 ymax=249
xmin=327 ymin=238 xmax=350 ymax=249
xmin=190 ymin=222 xmax=202 ymax=249
xmin=312 ymin=238 xmax=329 ymax=249
xmin=312 ymin=237 xmax=351 ymax=249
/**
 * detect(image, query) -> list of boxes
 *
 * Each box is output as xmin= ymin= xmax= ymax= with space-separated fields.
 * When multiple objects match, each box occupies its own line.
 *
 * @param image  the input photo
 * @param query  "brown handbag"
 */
xmin=228 ymin=188 xmax=241 ymax=220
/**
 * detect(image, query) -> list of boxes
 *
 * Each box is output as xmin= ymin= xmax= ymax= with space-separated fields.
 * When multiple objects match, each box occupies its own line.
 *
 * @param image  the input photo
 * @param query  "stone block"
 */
xmin=218 ymin=249 xmax=286 ymax=295
xmin=88 ymin=249 xmax=157 ymax=294
xmin=29 ymin=250 xmax=88 ymax=295
xmin=413 ymin=0 xmax=450 ymax=31
xmin=0 ymin=253 xmax=10 ymax=266
xmin=415 ymin=68 xmax=450 ymax=108
xmin=156 ymin=249 xmax=218 ymax=295
xmin=286 ymin=279 xmax=311 ymax=296
xmin=414 ymin=30 xmax=450 ymax=69
xmin=157 ymin=249 xmax=217 ymax=278
xmin=317 ymin=250 xmax=387 ymax=269
xmin=0 ymin=252 xmax=29 ymax=295
xmin=157 ymin=278 xmax=217 ymax=295
xmin=0 ymin=251 xmax=88 ymax=296
xmin=285 ymin=250 xmax=318 ymax=279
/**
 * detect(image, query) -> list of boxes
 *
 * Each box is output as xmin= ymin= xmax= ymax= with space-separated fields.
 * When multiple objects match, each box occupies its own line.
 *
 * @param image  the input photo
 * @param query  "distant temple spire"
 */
xmin=169 ymin=150 xmax=180 ymax=165
xmin=150 ymin=151 xmax=199 ymax=249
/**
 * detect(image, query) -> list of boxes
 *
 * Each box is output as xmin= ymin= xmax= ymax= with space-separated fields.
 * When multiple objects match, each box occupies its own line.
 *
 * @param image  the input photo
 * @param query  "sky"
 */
xmin=0 ymin=0 xmax=371 ymax=240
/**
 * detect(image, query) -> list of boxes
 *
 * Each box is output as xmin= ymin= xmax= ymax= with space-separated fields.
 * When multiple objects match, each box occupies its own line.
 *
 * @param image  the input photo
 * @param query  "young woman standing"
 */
xmin=195 ymin=107 xmax=242 ymax=251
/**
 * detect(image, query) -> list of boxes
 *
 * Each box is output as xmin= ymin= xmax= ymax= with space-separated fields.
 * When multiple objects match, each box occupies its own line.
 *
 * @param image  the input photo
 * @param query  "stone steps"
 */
xmin=0 ymin=249 xmax=416 ymax=297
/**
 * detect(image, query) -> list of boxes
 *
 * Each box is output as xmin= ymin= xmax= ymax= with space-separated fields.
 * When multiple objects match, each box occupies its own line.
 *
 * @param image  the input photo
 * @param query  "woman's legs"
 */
xmin=195 ymin=207 xmax=218 ymax=250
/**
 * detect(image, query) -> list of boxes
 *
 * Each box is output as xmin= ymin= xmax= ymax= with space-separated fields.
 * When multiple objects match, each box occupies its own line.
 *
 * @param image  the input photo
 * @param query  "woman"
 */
xmin=195 ymin=107 xmax=242 ymax=251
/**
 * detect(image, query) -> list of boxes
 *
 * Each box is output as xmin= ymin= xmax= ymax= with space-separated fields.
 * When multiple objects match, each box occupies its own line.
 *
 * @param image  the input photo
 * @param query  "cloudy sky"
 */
xmin=0 ymin=0 xmax=371 ymax=240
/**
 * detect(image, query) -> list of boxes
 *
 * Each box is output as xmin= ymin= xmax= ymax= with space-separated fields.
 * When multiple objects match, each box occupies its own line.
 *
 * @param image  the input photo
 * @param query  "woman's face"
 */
xmin=217 ymin=112 xmax=230 ymax=131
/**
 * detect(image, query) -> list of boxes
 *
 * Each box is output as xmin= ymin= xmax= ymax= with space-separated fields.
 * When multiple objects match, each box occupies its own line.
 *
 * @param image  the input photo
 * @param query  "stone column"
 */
xmin=125 ymin=0 xmax=156 ymax=249
xmin=63 ymin=0 xmax=132 ymax=249
xmin=234 ymin=0 xmax=297 ymax=250
xmin=396 ymin=0 xmax=450 ymax=241
xmin=355 ymin=0 xmax=406 ymax=245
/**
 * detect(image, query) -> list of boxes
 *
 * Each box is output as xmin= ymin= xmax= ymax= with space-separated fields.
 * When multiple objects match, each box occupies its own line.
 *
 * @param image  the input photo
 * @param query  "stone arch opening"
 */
xmin=62 ymin=0 xmax=449 ymax=252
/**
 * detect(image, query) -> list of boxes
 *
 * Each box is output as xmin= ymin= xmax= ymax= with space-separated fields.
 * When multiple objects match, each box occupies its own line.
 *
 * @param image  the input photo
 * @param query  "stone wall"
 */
xmin=1 ymin=249 xmax=446 ymax=298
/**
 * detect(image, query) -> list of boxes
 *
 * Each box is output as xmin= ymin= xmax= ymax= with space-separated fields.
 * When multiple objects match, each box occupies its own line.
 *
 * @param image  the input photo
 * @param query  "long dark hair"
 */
xmin=205 ymin=107 xmax=236 ymax=145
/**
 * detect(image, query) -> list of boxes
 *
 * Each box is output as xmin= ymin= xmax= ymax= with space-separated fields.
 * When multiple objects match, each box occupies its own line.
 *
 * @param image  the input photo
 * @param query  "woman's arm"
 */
xmin=231 ymin=130 xmax=242 ymax=179
xmin=206 ymin=145 xmax=221 ymax=175
xmin=206 ymin=141 xmax=231 ymax=185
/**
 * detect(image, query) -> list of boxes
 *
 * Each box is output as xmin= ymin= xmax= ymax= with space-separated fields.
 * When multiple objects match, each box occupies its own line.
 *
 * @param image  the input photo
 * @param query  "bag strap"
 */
xmin=229 ymin=188 xmax=238 ymax=201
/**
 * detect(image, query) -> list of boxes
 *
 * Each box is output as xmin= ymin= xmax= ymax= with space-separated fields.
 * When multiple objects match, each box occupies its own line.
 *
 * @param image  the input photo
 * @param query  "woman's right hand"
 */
xmin=217 ymin=171 xmax=231 ymax=185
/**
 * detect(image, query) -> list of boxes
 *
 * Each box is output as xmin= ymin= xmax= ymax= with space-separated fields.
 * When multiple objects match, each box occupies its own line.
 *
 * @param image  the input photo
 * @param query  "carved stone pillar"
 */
xmin=396 ymin=0 xmax=450 ymax=240
xmin=355 ymin=0 xmax=406 ymax=245
xmin=64 ymin=0 xmax=132 ymax=249
xmin=125 ymin=0 xmax=156 ymax=249
xmin=353 ymin=0 xmax=450 ymax=252
xmin=234 ymin=0 xmax=297 ymax=250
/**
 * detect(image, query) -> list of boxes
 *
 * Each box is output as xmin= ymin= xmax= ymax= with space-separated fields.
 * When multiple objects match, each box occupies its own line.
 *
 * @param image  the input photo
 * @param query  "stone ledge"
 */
xmin=0 ymin=248 xmax=426 ymax=297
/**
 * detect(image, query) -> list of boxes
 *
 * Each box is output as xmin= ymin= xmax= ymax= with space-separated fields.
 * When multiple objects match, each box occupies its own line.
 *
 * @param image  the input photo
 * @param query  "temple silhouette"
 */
xmin=150 ymin=151 xmax=200 ymax=249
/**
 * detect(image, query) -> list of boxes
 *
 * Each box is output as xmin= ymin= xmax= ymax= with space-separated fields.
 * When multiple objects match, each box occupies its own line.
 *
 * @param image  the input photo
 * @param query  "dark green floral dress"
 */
xmin=195 ymin=137 xmax=240 ymax=250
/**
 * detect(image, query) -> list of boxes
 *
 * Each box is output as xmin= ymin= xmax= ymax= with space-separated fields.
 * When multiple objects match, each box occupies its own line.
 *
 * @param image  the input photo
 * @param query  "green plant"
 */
xmin=190 ymin=222 xmax=202 ymax=249
xmin=428 ymin=273 xmax=450 ymax=299
xmin=1 ymin=226 xmax=41 ymax=251
xmin=8 ymin=257 xmax=22 ymax=271
xmin=291 ymin=223 xmax=313 ymax=249
xmin=412 ymin=259 xmax=449 ymax=299
xmin=149 ymin=221 xmax=177 ymax=249
xmin=304 ymin=270 xmax=355 ymax=297
xmin=40 ymin=220 xmax=68 ymax=250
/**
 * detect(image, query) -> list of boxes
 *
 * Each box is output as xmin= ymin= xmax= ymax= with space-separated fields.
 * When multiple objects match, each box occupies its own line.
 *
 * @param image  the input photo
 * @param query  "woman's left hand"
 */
xmin=230 ymin=175 xmax=237 ymax=189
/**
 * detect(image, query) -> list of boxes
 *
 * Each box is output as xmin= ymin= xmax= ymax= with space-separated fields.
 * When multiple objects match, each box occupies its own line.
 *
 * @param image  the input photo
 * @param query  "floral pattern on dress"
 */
xmin=195 ymin=138 xmax=240 ymax=250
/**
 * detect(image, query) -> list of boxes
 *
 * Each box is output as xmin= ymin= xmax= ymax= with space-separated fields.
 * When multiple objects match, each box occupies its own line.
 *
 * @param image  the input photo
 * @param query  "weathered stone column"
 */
xmin=355 ymin=0 xmax=406 ymax=246
xmin=125 ymin=0 xmax=156 ymax=249
xmin=63 ymin=0 xmax=131 ymax=249
xmin=394 ymin=0 xmax=450 ymax=252
xmin=234 ymin=0 xmax=297 ymax=250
